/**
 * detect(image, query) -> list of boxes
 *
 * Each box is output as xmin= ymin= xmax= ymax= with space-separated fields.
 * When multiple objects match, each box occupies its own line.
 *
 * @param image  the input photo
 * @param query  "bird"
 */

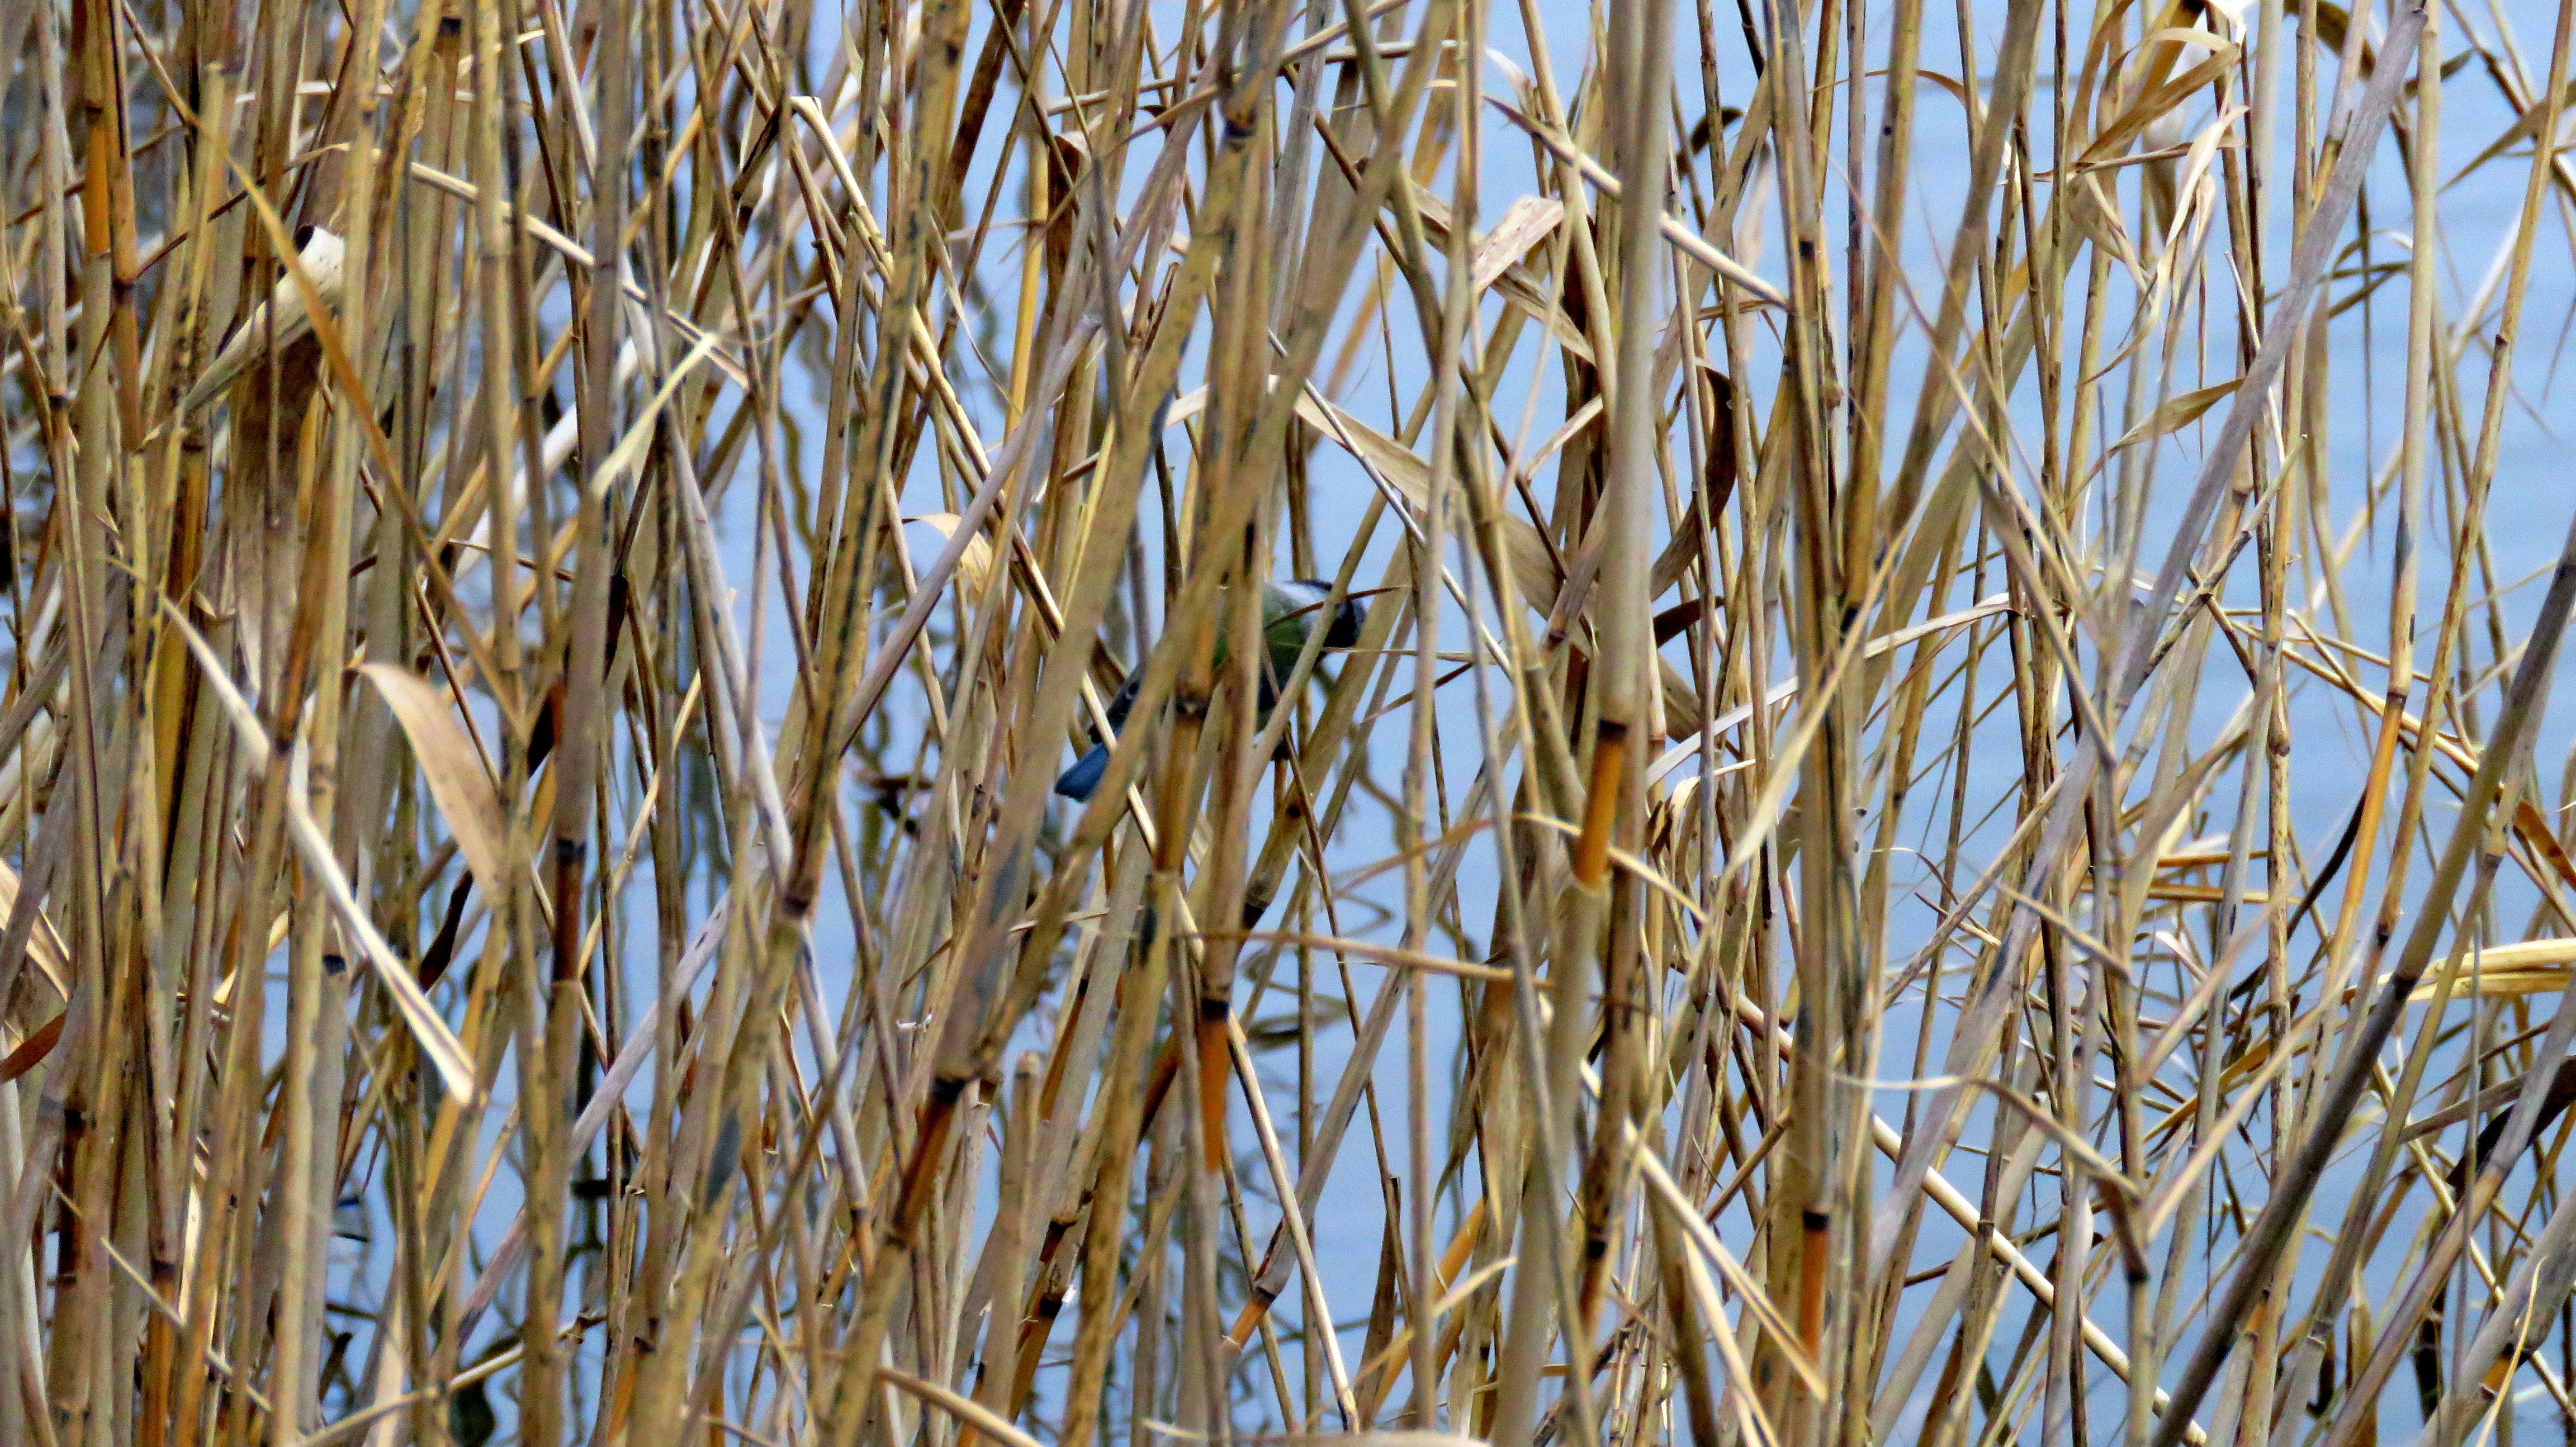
xmin=175 ymin=225 xmax=348 ymax=420
xmin=1054 ymin=578 xmax=1366 ymax=803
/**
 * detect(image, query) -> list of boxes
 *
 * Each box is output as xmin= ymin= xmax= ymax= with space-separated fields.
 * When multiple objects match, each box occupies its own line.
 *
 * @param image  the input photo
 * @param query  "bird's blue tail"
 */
xmin=1054 ymin=744 xmax=1111 ymax=802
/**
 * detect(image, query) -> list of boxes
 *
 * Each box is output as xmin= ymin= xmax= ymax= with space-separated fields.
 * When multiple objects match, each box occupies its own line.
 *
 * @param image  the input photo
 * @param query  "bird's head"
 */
xmin=1262 ymin=579 xmax=1366 ymax=652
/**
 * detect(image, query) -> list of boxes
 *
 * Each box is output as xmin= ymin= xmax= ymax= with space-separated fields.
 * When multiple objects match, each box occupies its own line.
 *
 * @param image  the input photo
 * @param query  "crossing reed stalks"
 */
xmin=0 ymin=0 xmax=2570 ymax=1441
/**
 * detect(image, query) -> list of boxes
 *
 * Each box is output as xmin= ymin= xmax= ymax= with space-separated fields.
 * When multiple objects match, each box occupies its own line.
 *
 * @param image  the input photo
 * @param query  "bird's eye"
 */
xmin=293 ymin=223 xmax=317 ymax=252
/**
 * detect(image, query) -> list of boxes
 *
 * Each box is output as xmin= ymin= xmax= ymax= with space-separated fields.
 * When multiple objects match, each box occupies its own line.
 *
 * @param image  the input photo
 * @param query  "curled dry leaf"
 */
xmin=358 ymin=663 xmax=513 ymax=891
xmin=0 ymin=858 xmax=68 ymax=1004
xmin=905 ymin=513 xmax=998 ymax=596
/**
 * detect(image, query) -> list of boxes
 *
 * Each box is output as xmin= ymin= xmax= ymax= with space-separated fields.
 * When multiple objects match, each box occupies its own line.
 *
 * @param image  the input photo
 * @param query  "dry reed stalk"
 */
xmin=0 ymin=0 xmax=2569 ymax=1444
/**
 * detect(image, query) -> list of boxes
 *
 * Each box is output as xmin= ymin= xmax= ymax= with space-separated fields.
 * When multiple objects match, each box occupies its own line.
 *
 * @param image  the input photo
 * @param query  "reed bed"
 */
xmin=0 ymin=0 xmax=2570 ymax=1440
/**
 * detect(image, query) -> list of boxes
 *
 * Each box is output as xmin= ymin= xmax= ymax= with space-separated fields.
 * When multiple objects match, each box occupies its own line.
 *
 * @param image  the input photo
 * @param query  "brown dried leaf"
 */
xmin=359 ymin=664 xmax=513 ymax=891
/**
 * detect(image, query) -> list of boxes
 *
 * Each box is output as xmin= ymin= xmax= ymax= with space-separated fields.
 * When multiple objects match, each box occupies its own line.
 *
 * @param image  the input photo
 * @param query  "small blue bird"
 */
xmin=1055 ymin=580 xmax=1366 ymax=802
